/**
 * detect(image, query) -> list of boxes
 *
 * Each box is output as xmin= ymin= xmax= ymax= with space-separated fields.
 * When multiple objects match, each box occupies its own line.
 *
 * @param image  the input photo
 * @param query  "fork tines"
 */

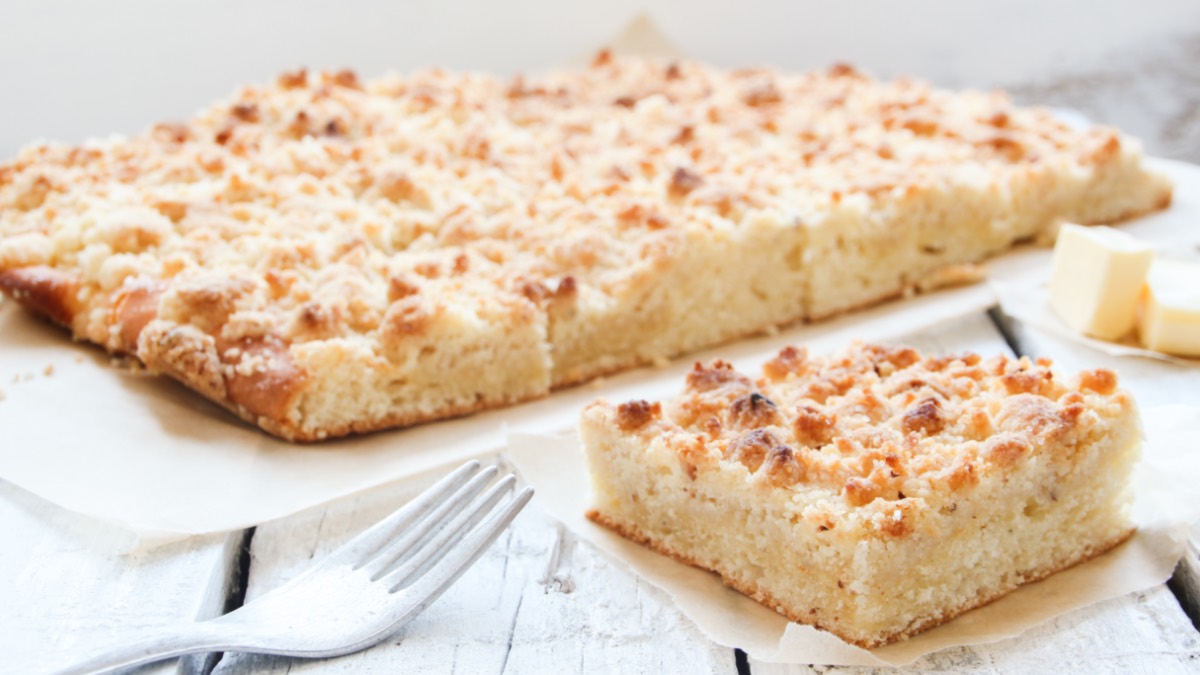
xmin=346 ymin=461 xmax=533 ymax=597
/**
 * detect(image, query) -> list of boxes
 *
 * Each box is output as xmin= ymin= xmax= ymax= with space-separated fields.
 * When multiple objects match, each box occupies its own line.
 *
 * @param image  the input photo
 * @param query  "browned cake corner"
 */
xmin=0 ymin=55 xmax=1171 ymax=441
xmin=581 ymin=343 xmax=1139 ymax=647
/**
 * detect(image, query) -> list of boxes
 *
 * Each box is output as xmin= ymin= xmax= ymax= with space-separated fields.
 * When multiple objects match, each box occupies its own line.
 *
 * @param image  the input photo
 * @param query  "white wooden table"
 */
xmin=3 ymin=308 xmax=1198 ymax=675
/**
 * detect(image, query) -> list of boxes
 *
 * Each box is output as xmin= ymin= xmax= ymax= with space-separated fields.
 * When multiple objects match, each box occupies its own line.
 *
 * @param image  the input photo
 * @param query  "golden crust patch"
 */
xmin=0 ymin=266 xmax=81 ymax=327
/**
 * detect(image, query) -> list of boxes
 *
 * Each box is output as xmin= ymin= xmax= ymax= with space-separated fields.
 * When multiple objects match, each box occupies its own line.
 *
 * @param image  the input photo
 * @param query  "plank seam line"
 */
xmin=205 ymin=526 xmax=257 ymax=675
xmin=497 ymin=592 xmax=524 ymax=674
xmin=986 ymin=306 xmax=1025 ymax=357
xmin=735 ymin=648 xmax=750 ymax=675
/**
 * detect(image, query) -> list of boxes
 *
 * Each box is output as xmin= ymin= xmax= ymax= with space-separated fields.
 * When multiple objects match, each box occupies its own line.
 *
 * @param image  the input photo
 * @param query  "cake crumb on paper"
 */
xmin=43 ymin=364 xmax=55 ymax=377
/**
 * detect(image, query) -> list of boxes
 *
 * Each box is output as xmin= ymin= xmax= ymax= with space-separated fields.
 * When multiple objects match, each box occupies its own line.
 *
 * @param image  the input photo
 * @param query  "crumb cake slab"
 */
xmin=581 ymin=343 xmax=1139 ymax=647
xmin=0 ymin=54 xmax=1170 ymax=440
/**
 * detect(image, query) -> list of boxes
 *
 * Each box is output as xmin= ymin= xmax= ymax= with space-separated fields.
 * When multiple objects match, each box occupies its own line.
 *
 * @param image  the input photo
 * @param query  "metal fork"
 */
xmin=53 ymin=461 xmax=533 ymax=675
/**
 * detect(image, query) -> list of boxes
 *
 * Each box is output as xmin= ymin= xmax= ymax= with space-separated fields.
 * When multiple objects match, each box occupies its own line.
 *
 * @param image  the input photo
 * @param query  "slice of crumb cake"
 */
xmin=581 ymin=343 xmax=1140 ymax=647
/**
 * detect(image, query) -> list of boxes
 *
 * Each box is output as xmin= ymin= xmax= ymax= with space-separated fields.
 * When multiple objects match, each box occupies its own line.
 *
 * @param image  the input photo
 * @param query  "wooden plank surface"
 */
xmin=0 ymin=479 xmax=242 ymax=675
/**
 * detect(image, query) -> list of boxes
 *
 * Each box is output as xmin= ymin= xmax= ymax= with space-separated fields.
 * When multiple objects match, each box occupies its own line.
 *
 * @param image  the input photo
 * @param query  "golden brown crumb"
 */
xmin=792 ymin=405 xmax=837 ymax=447
xmin=616 ymin=400 xmax=661 ymax=431
xmin=763 ymin=346 xmax=809 ymax=382
xmin=591 ymin=49 xmax=614 ymax=67
xmin=755 ymin=443 xmax=806 ymax=487
xmin=686 ymin=360 xmax=752 ymax=393
xmin=901 ymin=397 xmax=945 ymax=435
xmin=278 ymin=68 xmax=308 ymax=89
xmin=1077 ymin=368 xmax=1118 ymax=395
xmin=729 ymin=392 xmax=783 ymax=429
xmin=742 ymin=83 xmax=783 ymax=107
xmin=331 ymin=69 xmax=361 ymax=89
xmin=725 ymin=427 xmax=781 ymax=473
xmin=668 ymin=167 xmax=704 ymax=198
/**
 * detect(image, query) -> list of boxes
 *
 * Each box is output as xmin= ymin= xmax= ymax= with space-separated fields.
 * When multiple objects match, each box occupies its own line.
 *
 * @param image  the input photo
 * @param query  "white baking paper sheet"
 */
xmin=506 ymin=403 xmax=1200 ymax=667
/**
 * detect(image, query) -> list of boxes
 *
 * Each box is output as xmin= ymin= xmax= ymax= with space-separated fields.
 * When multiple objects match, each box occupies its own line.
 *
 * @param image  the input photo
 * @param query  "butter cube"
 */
xmin=1048 ymin=224 xmax=1154 ymax=340
xmin=1138 ymin=259 xmax=1200 ymax=357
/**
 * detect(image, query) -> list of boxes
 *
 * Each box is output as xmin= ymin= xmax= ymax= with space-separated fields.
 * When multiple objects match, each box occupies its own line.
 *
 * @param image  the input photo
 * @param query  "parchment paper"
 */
xmin=506 ymin=404 xmax=1200 ymax=667
xmin=580 ymin=13 xmax=685 ymax=61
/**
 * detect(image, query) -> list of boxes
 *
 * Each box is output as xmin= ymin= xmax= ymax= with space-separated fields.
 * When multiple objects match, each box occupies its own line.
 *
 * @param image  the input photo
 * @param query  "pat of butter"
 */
xmin=1138 ymin=259 xmax=1200 ymax=357
xmin=1048 ymin=224 xmax=1154 ymax=340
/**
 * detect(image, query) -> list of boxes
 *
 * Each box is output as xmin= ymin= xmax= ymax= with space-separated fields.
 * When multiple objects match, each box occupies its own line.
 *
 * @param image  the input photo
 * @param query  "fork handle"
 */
xmin=48 ymin=623 xmax=232 ymax=675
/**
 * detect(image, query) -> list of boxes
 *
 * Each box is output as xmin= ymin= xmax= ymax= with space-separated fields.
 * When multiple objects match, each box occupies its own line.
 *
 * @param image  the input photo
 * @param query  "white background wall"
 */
xmin=1 ymin=0 xmax=1198 ymax=159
